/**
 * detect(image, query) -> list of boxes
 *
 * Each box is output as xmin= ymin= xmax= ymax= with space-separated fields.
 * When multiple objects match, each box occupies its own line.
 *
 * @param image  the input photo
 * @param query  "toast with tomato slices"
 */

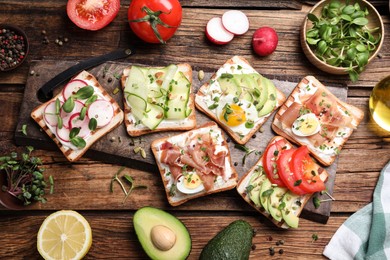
xmin=31 ymin=70 xmax=124 ymax=162
xmin=236 ymin=136 xmax=329 ymax=229
xmin=151 ymin=122 xmax=238 ymax=206
xmin=121 ymin=63 xmax=196 ymax=137
xmin=195 ymin=56 xmax=286 ymax=145
xmin=272 ymin=76 xmax=364 ymax=166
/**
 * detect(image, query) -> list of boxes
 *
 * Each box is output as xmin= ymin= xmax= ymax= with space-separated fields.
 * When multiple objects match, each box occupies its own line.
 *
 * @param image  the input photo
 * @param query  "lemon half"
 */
xmin=37 ymin=210 xmax=92 ymax=260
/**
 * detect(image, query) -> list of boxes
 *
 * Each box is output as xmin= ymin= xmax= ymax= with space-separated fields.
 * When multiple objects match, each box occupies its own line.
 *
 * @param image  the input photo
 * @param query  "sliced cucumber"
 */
xmin=126 ymin=93 xmax=148 ymax=112
xmin=161 ymin=64 xmax=178 ymax=91
xmin=124 ymin=66 xmax=148 ymax=101
xmin=142 ymin=104 xmax=165 ymax=130
xmin=166 ymin=72 xmax=191 ymax=120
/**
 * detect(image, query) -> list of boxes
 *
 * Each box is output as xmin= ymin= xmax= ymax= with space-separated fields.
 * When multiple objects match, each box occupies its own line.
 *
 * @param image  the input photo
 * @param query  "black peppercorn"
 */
xmin=0 ymin=27 xmax=27 ymax=71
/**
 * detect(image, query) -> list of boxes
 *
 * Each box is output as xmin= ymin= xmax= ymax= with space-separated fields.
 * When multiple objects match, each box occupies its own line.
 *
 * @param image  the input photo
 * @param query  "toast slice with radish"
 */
xmin=151 ymin=122 xmax=238 ymax=206
xmin=121 ymin=63 xmax=196 ymax=137
xmin=195 ymin=56 xmax=286 ymax=144
xmin=236 ymin=136 xmax=329 ymax=229
xmin=272 ymin=76 xmax=364 ymax=166
xmin=31 ymin=70 xmax=124 ymax=162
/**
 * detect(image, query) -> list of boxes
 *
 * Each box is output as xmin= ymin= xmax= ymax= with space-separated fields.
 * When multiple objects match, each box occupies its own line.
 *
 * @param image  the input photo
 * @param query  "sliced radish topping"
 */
xmin=87 ymin=99 xmax=114 ymax=128
xmin=69 ymin=113 xmax=91 ymax=138
xmin=56 ymin=126 xmax=71 ymax=142
xmin=206 ymin=17 xmax=234 ymax=45
xmin=62 ymin=79 xmax=88 ymax=100
xmin=44 ymin=100 xmax=62 ymax=127
xmin=222 ymin=10 xmax=250 ymax=35
xmin=60 ymin=100 xmax=84 ymax=129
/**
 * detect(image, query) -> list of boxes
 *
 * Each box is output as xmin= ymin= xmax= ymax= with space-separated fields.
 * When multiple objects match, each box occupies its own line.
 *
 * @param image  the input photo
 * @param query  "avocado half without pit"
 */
xmin=133 ymin=207 xmax=191 ymax=260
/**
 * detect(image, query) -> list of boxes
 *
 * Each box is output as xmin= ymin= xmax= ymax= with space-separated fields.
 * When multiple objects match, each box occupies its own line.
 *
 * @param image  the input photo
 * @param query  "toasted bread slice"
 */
xmin=121 ymin=64 xmax=196 ymax=137
xmin=236 ymin=136 xmax=329 ymax=228
xmin=151 ymin=122 xmax=238 ymax=206
xmin=31 ymin=71 xmax=124 ymax=162
xmin=195 ymin=56 xmax=286 ymax=144
xmin=272 ymin=76 xmax=364 ymax=166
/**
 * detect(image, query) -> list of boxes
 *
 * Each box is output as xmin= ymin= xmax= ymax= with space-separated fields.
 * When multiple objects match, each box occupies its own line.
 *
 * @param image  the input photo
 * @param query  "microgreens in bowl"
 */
xmin=306 ymin=1 xmax=382 ymax=81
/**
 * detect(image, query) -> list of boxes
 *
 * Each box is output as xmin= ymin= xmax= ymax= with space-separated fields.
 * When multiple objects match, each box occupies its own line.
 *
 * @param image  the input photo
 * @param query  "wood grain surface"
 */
xmin=0 ymin=0 xmax=390 ymax=259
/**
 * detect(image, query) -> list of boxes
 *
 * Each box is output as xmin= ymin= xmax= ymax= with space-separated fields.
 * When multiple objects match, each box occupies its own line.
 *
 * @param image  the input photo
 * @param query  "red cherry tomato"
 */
xmin=263 ymin=139 xmax=287 ymax=187
xmin=276 ymin=148 xmax=307 ymax=195
xmin=66 ymin=0 xmax=120 ymax=31
xmin=128 ymin=0 xmax=182 ymax=44
xmin=290 ymin=146 xmax=326 ymax=193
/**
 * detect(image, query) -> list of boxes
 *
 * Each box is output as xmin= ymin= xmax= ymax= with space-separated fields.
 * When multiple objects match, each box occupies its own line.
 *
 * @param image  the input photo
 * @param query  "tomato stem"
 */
xmin=129 ymin=6 xmax=176 ymax=44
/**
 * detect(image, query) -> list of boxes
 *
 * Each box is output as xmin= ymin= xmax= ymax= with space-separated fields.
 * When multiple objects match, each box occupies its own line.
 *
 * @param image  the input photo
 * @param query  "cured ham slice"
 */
xmin=279 ymin=102 xmax=303 ymax=129
xmin=196 ymin=170 xmax=215 ymax=191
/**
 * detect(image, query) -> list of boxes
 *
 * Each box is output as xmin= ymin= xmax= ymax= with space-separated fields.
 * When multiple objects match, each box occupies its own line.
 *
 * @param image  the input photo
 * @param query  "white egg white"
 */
xmin=292 ymin=113 xmax=321 ymax=137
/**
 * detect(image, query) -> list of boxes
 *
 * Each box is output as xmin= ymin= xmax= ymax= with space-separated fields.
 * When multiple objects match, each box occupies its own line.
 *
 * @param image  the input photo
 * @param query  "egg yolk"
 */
xmin=297 ymin=117 xmax=319 ymax=135
xmin=184 ymin=174 xmax=202 ymax=189
xmin=220 ymin=103 xmax=246 ymax=127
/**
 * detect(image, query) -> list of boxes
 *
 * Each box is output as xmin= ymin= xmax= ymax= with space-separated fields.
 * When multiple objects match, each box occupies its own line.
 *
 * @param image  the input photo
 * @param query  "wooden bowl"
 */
xmin=301 ymin=0 xmax=384 ymax=75
xmin=0 ymin=24 xmax=29 ymax=72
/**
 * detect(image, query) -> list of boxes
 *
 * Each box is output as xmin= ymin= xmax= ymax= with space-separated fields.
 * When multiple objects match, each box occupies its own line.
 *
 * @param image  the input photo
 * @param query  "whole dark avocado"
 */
xmin=200 ymin=220 xmax=254 ymax=260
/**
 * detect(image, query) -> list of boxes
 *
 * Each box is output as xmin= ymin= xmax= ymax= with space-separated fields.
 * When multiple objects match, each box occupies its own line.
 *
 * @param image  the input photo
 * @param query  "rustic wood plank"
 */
xmin=0 ymin=211 xmax=350 ymax=259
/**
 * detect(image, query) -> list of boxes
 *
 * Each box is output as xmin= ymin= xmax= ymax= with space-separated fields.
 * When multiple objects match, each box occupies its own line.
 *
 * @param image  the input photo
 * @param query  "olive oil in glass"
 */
xmin=369 ymin=76 xmax=390 ymax=131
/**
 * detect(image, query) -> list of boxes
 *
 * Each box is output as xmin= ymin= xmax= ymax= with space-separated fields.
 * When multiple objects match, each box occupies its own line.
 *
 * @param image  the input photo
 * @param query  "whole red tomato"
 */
xmin=128 ymin=0 xmax=182 ymax=44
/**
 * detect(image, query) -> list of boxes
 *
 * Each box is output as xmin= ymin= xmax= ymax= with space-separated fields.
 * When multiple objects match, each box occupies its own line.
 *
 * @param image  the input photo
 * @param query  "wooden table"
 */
xmin=1 ymin=1 xmax=389 ymax=259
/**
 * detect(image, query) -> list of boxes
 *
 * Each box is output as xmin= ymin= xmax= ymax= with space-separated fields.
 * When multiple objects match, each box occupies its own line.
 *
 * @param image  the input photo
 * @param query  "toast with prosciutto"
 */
xmin=195 ymin=56 xmax=286 ymax=144
xmin=151 ymin=122 xmax=238 ymax=206
xmin=272 ymin=76 xmax=364 ymax=166
xmin=31 ymin=70 xmax=124 ymax=162
xmin=236 ymin=136 xmax=329 ymax=228
xmin=121 ymin=63 xmax=196 ymax=137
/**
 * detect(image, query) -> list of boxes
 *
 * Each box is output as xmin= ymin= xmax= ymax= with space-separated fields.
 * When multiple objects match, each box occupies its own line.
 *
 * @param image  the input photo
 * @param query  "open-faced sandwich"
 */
xmin=195 ymin=56 xmax=286 ymax=144
xmin=151 ymin=122 xmax=238 ymax=206
xmin=121 ymin=63 xmax=196 ymax=136
xmin=31 ymin=70 xmax=124 ymax=162
xmin=272 ymin=76 xmax=364 ymax=166
xmin=237 ymin=136 xmax=329 ymax=228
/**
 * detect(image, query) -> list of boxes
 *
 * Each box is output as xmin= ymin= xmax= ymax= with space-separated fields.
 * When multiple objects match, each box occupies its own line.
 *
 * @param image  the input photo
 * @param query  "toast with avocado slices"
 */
xmin=272 ymin=76 xmax=364 ymax=166
xmin=121 ymin=63 xmax=196 ymax=137
xmin=151 ymin=122 xmax=238 ymax=206
xmin=195 ymin=56 xmax=286 ymax=144
xmin=31 ymin=70 xmax=124 ymax=162
xmin=236 ymin=136 xmax=329 ymax=228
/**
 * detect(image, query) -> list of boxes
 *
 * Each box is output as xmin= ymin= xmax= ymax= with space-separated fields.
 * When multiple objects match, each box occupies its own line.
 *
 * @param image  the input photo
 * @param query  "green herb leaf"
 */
xmin=70 ymin=136 xmax=86 ymax=148
xmin=262 ymin=188 xmax=274 ymax=197
xmin=89 ymin=118 xmax=97 ymax=131
xmin=307 ymin=13 xmax=319 ymax=22
xmin=21 ymin=124 xmax=27 ymax=136
xmin=313 ymin=196 xmax=321 ymax=209
xmin=69 ymin=127 xmax=80 ymax=139
xmin=62 ymin=97 xmax=75 ymax=113
xmin=208 ymin=103 xmax=219 ymax=110
xmin=220 ymin=73 xmax=233 ymax=79
xmin=352 ymin=17 xmax=368 ymax=26
xmin=55 ymin=98 xmax=61 ymax=114
xmin=57 ymin=116 xmax=63 ymax=129
xmin=74 ymin=85 xmax=94 ymax=100
xmin=79 ymin=106 xmax=87 ymax=120
xmin=85 ymin=94 xmax=98 ymax=106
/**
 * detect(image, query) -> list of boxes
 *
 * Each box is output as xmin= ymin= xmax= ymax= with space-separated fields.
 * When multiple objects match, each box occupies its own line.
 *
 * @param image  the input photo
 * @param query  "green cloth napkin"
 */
xmin=323 ymin=160 xmax=390 ymax=260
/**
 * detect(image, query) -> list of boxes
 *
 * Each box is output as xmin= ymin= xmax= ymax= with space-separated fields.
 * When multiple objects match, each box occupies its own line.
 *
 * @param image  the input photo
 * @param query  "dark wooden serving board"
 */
xmin=15 ymin=60 xmax=347 ymax=223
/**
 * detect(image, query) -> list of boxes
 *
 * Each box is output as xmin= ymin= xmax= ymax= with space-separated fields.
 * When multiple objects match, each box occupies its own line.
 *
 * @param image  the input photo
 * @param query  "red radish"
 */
xmin=221 ymin=10 xmax=249 ymax=35
xmin=44 ymin=100 xmax=62 ymax=126
xmin=56 ymin=126 xmax=71 ymax=142
xmin=87 ymin=99 xmax=114 ymax=128
xmin=60 ymin=100 xmax=84 ymax=129
xmin=69 ymin=113 xmax=91 ymax=138
xmin=205 ymin=17 xmax=234 ymax=45
xmin=252 ymin=27 xmax=278 ymax=57
xmin=62 ymin=79 xmax=88 ymax=100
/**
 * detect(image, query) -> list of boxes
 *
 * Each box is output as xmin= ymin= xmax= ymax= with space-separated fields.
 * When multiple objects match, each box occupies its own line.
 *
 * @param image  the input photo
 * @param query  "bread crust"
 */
xmin=31 ymin=71 xmax=124 ymax=162
xmin=236 ymin=136 xmax=329 ymax=228
xmin=151 ymin=122 xmax=238 ymax=206
xmin=121 ymin=64 xmax=196 ymax=137
xmin=272 ymin=76 xmax=364 ymax=166
xmin=195 ymin=56 xmax=286 ymax=144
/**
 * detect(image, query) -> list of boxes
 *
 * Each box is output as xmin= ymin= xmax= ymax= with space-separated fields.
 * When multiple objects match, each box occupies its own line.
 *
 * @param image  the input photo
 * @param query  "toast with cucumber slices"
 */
xmin=121 ymin=63 xmax=196 ymax=137
xmin=236 ymin=136 xmax=329 ymax=228
xmin=195 ymin=56 xmax=286 ymax=144
xmin=31 ymin=70 xmax=124 ymax=162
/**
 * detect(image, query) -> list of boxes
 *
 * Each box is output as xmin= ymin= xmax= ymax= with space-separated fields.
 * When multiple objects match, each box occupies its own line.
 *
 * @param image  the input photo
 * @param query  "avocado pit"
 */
xmin=150 ymin=225 xmax=176 ymax=251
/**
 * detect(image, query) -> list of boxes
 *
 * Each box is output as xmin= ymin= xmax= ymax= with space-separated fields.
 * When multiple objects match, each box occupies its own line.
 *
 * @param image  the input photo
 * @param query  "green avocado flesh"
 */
xmin=200 ymin=220 xmax=253 ymax=260
xmin=133 ymin=207 xmax=191 ymax=260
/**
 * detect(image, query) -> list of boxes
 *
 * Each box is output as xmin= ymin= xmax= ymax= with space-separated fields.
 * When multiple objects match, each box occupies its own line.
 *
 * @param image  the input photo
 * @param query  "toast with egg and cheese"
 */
xmin=272 ymin=76 xmax=364 ymax=166
xmin=236 ymin=136 xmax=329 ymax=229
xmin=151 ymin=122 xmax=238 ymax=206
xmin=195 ymin=56 xmax=286 ymax=144
xmin=121 ymin=63 xmax=196 ymax=137
xmin=31 ymin=71 xmax=124 ymax=162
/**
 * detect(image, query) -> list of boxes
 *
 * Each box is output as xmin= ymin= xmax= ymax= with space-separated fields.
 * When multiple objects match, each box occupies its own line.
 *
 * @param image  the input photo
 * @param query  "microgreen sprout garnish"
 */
xmin=110 ymin=167 xmax=147 ymax=204
xmin=69 ymin=127 xmax=86 ymax=148
xmin=0 ymin=146 xmax=53 ymax=205
xmin=79 ymin=94 xmax=98 ymax=120
xmin=312 ymin=233 xmax=318 ymax=242
xmin=62 ymin=85 xmax=94 ymax=113
xmin=234 ymin=144 xmax=260 ymax=165
xmin=313 ymin=193 xmax=334 ymax=209
xmin=306 ymin=1 xmax=382 ymax=81
xmin=21 ymin=124 xmax=27 ymax=136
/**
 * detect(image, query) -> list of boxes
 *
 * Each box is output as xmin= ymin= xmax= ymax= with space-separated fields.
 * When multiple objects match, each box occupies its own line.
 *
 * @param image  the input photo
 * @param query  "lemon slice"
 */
xmin=37 ymin=210 xmax=92 ymax=260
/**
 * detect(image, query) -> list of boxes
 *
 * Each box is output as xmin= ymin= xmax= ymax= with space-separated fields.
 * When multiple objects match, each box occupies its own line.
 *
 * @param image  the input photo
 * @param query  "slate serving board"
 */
xmin=15 ymin=60 xmax=347 ymax=223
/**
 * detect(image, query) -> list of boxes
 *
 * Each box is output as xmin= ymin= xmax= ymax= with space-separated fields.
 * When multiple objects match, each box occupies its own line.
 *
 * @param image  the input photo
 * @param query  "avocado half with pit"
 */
xmin=133 ymin=207 xmax=191 ymax=260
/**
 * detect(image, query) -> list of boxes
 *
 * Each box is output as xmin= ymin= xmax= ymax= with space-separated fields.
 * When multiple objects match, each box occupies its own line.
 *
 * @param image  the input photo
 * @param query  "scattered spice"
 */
xmin=251 ymin=244 xmax=256 ymax=250
xmin=112 ymin=87 xmax=120 ymax=95
xmin=279 ymin=249 xmax=284 ymax=254
xmin=198 ymin=70 xmax=205 ymax=81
